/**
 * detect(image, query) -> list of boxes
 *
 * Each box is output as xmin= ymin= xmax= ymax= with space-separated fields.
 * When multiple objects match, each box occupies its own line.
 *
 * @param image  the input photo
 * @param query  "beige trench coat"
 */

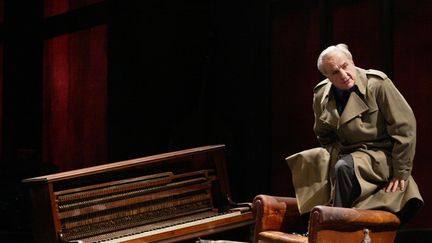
xmin=287 ymin=68 xmax=423 ymax=215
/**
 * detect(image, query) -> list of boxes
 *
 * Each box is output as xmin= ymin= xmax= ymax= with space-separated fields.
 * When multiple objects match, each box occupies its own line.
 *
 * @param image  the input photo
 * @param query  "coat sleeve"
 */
xmin=375 ymin=78 xmax=416 ymax=180
xmin=313 ymin=89 xmax=337 ymax=151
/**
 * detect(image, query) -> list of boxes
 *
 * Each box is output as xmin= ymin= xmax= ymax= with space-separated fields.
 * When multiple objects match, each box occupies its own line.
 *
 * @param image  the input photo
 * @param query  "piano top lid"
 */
xmin=22 ymin=144 xmax=226 ymax=184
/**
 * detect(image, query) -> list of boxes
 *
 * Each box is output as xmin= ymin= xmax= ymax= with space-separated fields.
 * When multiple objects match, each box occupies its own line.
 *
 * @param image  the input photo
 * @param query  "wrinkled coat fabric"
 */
xmin=287 ymin=68 xmax=423 ymax=215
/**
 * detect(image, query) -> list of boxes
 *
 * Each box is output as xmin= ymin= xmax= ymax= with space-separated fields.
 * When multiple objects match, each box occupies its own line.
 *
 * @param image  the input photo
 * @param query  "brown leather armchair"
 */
xmin=253 ymin=194 xmax=401 ymax=243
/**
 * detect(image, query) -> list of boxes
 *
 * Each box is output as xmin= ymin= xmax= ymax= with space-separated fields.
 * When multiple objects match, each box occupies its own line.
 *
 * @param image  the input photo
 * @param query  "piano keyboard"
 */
xmin=78 ymin=210 xmax=244 ymax=243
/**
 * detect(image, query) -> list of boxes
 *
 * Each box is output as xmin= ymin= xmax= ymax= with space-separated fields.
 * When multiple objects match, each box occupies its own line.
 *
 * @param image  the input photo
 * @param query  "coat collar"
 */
xmin=319 ymin=68 xmax=371 ymax=127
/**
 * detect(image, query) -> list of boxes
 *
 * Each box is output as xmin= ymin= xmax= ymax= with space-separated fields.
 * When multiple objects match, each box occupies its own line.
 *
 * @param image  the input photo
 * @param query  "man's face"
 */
xmin=323 ymin=51 xmax=356 ymax=90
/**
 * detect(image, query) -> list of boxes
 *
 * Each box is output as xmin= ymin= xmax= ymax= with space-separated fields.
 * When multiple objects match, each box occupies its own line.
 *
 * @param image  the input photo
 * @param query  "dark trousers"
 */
xmin=333 ymin=154 xmax=361 ymax=207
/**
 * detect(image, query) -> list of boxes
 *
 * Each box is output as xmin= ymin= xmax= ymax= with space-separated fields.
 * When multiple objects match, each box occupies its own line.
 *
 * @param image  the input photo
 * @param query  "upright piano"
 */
xmin=23 ymin=145 xmax=254 ymax=243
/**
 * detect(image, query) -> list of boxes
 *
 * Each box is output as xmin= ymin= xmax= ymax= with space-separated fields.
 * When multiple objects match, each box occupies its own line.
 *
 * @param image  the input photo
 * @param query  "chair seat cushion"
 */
xmin=258 ymin=231 xmax=308 ymax=243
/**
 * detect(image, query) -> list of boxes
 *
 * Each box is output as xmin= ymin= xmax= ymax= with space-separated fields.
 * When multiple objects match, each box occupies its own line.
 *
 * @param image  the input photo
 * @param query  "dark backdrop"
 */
xmin=0 ymin=0 xmax=431 ymax=241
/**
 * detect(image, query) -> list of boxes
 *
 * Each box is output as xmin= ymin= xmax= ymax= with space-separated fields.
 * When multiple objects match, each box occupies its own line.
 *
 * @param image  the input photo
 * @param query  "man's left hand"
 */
xmin=385 ymin=178 xmax=406 ymax=192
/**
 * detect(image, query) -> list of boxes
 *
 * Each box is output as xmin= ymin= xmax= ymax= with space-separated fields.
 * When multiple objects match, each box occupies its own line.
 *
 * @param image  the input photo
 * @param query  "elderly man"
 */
xmin=287 ymin=44 xmax=423 ymax=222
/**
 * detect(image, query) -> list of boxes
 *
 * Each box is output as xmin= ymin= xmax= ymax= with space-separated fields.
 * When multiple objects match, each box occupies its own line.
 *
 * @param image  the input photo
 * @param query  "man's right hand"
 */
xmin=384 ymin=178 xmax=406 ymax=192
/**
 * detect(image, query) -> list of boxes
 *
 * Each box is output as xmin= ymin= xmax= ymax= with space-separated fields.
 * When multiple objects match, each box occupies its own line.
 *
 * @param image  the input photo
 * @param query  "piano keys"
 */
xmin=22 ymin=145 xmax=254 ymax=243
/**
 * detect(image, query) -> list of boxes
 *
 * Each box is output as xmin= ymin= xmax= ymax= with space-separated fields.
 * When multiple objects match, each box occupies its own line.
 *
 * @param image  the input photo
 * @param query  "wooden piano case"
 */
xmin=23 ymin=145 xmax=254 ymax=243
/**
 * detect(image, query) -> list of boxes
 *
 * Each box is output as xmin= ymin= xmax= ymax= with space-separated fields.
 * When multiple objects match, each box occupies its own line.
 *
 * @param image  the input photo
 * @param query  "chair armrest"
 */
xmin=310 ymin=205 xmax=400 ymax=229
xmin=308 ymin=206 xmax=401 ymax=243
xmin=253 ymin=195 xmax=307 ymax=236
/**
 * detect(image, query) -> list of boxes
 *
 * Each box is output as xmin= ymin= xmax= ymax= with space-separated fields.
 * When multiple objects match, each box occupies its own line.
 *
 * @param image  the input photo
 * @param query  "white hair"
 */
xmin=317 ymin=43 xmax=353 ymax=75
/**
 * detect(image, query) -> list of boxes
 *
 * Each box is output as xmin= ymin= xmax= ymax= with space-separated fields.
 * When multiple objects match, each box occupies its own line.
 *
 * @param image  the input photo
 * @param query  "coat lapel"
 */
xmin=339 ymin=92 xmax=369 ymax=125
xmin=339 ymin=68 xmax=370 ymax=125
xmin=319 ymin=82 xmax=340 ymax=128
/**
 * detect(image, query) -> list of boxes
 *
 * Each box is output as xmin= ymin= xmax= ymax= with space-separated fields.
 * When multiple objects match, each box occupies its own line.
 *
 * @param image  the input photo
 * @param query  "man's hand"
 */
xmin=384 ymin=178 xmax=406 ymax=192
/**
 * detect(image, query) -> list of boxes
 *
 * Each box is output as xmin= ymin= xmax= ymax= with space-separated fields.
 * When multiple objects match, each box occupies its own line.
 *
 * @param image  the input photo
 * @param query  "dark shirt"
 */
xmin=332 ymin=86 xmax=354 ymax=115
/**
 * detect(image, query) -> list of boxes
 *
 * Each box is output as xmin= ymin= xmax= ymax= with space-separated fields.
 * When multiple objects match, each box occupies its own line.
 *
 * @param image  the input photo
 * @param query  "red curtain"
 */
xmin=44 ymin=0 xmax=103 ymax=17
xmin=270 ymin=5 xmax=321 ymax=197
xmin=393 ymin=0 xmax=432 ymax=228
xmin=0 ymin=0 xmax=3 ymax=24
xmin=0 ymin=0 xmax=3 ymax=159
xmin=43 ymin=24 xmax=107 ymax=171
xmin=0 ymin=45 xmax=3 ymax=160
xmin=331 ymin=0 xmax=382 ymax=69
